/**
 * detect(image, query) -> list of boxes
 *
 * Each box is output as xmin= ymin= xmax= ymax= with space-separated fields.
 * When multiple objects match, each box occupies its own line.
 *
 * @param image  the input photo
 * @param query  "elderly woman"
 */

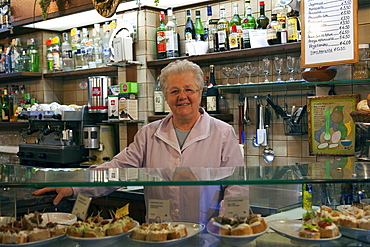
xmin=33 ymin=59 xmax=248 ymax=224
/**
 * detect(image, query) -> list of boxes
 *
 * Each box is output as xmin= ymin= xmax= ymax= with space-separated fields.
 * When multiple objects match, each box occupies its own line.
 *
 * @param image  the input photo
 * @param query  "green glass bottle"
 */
xmin=194 ymin=10 xmax=204 ymax=41
xmin=242 ymin=5 xmax=256 ymax=49
xmin=27 ymin=38 xmax=39 ymax=72
xmin=230 ymin=3 xmax=242 ymax=34
xmin=156 ymin=11 xmax=167 ymax=59
xmin=257 ymin=1 xmax=269 ymax=29
xmin=1 ymin=87 xmax=9 ymax=122
xmin=217 ymin=5 xmax=229 ymax=51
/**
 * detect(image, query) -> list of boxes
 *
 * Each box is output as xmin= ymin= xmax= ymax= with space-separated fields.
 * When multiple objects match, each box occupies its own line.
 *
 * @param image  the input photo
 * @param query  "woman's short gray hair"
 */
xmin=159 ymin=59 xmax=204 ymax=93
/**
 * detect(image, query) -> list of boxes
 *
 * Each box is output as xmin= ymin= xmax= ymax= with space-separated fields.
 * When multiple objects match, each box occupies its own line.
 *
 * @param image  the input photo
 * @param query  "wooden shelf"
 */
xmin=148 ymin=114 xmax=233 ymax=123
xmin=146 ymin=43 xmax=301 ymax=69
xmin=0 ymin=72 xmax=42 ymax=82
xmin=43 ymin=66 xmax=119 ymax=78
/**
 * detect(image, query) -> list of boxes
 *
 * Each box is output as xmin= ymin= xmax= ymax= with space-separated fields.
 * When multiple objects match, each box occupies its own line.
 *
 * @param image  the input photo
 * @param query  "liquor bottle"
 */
xmin=267 ymin=14 xmax=280 ymax=45
xmin=229 ymin=25 xmax=242 ymax=50
xmin=205 ymin=6 xmax=216 ymax=53
xmin=287 ymin=10 xmax=299 ymax=43
xmin=206 ymin=65 xmax=219 ymax=114
xmin=0 ymin=46 xmax=4 ymax=73
xmin=194 ymin=10 xmax=204 ymax=41
xmin=185 ymin=9 xmax=195 ymax=42
xmin=165 ymin=7 xmax=179 ymax=58
xmin=302 ymin=183 xmax=312 ymax=210
xmin=46 ymin=38 xmax=54 ymax=72
xmin=257 ymin=1 xmax=269 ymax=29
xmin=154 ymin=68 xmax=164 ymax=115
xmin=27 ymin=38 xmax=39 ymax=72
xmin=172 ymin=14 xmax=181 ymax=56
xmin=3 ymin=46 xmax=11 ymax=73
xmin=156 ymin=11 xmax=167 ymax=59
xmin=12 ymin=38 xmax=22 ymax=72
xmin=242 ymin=5 xmax=256 ymax=49
xmin=201 ymin=76 xmax=208 ymax=109
xmin=20 ymin=49 xmax=31 ymax=72
xmin=61 ymin=32 xmax=73 ymax=71
xmin=73 ymin=30 xmax=85 ymax=69
xmin=244 ymin=0 xmax=251 ymax=16
xmin=1 ymin=86 xmax=9 ymax=122
xmin=230 ymin=3 xmax=242 ymax=34
xmin=217 ymin=6 xmax=229 ymax=51
xmin=85 ymin=31 xmax=96 ymax=68
xmin=93 ymin=24 xmax=104 ymax=67
xmin=272 ymin=0 xmax=287 ymax=25
xmin=80 ymin=28 xmax=89 ymax=69
xmin=51 ymin=36 xmax=62 ymax=71
xmin=9 ymin=85 xmax=18 ymax=122
xmin=277 ymin=21 xmax=288 ymax=44
xmin=103 ymin=22 xmax=112 ymax=64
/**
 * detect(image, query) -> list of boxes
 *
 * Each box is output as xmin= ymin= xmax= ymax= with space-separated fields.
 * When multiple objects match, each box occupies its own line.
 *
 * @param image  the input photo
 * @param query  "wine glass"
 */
xmin=286 ymin=55 xmax=296 ymax=82
xmin=274 ymin=55 xmax=283 ymax=82
xmin=261 ymin=57 xmax=270 ymax=83
xmin=244 ymin=62 xmax=256 ymax=84
xmin=222 ymin=66 xmax=234 ymax=85
xmin=233 ymin=64 xmax=243 ymax=85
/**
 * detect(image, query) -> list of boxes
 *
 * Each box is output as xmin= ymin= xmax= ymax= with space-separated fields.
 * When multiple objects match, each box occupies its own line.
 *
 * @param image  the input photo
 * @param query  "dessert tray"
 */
xmin=129 ymin=221 xmax=205 ymax=245
xmin=269 ymin=219 xmax=341 ymax=244
xmin=206 ymin=221 xmax=269 ymax=245
xmin=67 ymin=220 xmax=139 ymax=247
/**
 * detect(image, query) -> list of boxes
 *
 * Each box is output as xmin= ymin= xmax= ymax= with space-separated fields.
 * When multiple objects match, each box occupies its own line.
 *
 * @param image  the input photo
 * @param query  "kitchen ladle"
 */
xmin=263 ymin=106 xmax=274 ymax=163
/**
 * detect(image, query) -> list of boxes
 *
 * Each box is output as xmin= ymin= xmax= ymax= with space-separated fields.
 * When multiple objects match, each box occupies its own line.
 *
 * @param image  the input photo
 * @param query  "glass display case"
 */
xmin=1 ymin=157 xmax=370 ymax=246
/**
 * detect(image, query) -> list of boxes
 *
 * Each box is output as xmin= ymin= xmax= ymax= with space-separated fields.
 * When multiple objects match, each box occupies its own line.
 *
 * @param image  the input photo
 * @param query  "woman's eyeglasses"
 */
xmin=167 ymin=88 xmax=200 ymax=96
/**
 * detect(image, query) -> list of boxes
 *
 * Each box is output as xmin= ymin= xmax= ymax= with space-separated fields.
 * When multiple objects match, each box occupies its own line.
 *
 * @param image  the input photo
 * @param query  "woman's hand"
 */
xmin=32 ymin=187 xmax=73 ymax=205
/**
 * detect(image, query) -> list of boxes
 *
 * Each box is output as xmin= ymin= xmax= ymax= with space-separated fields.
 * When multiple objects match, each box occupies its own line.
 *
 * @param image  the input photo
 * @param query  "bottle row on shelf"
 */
xmin=156 ymin=1 xmax=300 ymax=59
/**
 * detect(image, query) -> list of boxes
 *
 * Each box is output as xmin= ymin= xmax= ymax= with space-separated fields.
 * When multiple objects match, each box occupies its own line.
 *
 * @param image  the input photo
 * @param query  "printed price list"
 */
xmin=304 ymin=0 xmax=355 ymax=66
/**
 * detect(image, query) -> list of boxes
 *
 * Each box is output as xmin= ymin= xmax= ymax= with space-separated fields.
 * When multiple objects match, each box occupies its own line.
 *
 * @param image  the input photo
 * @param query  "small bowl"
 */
xmin=302 ymin=70 xmax=337 ymax=82
xmin=341 ymin=140 xmax=352 ymax=146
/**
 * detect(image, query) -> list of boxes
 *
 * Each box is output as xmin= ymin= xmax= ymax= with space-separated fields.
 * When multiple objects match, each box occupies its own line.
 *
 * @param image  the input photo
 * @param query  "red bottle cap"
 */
xmin=260 ymin=1 xmax=265 ymax=5
xmin=231 ymin=25 xmax=237 ymax=33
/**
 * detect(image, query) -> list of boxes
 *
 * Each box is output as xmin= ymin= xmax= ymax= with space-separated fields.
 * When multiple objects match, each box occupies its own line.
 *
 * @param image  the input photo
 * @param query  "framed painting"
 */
xmin=308 ymin=94 xmax=359 ymax=156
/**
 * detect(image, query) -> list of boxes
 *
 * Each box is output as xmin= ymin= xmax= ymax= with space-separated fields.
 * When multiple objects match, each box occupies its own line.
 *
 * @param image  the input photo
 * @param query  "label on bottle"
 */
xmin=53 ymin=52 xmax=61 ymax=70
xmin=281 ymin=30 xmax=288 ymax=44
xmin=185 ymin=32 xmax=193 ymax=41
xmin=156 ymin=31 xmax=166 ymax=53
xmin=267 ymin=28 xmax=277 ymax=40
xmin=302 ymin=183 xmax=312 ymax=209
xmin=154 ymin=91 xmax=165 ymax=113
xmin=217 ymin=30 xmax=227 ymax=48
xmin=229 ymin=33 xmax=238 ymax=49
xmin=287 ymin=18 xmax=298 ymax=41
xmin=207 ymin=96 xmax=217 ymax=112
xmin=165 ymin=31 xmax=176 ymax=53
xmin=242 ymin=29 xmax=250 ymax=41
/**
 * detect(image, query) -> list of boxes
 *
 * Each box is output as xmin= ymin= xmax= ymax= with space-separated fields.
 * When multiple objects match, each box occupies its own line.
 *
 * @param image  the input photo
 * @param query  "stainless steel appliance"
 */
xmin=17 ymin=106 xmax=106 ymax=167
xmin=88 ymin=76 xmax=112 ymax=113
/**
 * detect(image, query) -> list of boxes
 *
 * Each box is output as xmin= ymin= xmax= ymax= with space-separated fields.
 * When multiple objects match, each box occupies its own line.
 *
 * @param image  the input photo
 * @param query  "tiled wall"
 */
xmin=1 ymin=0 xmax=370 ymax=168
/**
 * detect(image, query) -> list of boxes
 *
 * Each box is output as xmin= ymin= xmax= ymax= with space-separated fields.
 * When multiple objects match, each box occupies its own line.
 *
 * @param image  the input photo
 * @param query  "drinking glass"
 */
xmin=233 ymin=64 xmax=243 ymax=85
xmin=273 ymin=55 xmax=283 ymax=82
xmin=222 ymin=66 xmax=234 ymax=85
xmin=244 ymin=62 xmax=256 ymax=84
xmin=286 ymin=55 xmax=296 ymax=82
xmin=261 ymin=57 xmax=270 ymax=83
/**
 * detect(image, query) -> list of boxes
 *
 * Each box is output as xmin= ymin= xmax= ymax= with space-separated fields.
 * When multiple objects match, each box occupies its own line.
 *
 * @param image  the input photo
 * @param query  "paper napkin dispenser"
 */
xmin=113 ymin=36 xmax=133 ymax=62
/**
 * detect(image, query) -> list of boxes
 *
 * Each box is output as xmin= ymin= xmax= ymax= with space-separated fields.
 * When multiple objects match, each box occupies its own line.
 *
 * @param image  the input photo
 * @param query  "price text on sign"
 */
xmin=303 ymin=0 xmax=357 ymax=67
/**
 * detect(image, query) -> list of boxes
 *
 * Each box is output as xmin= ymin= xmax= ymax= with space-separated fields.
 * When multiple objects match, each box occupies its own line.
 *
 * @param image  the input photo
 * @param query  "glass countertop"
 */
xmin=0 ymin=157 xmax=369 ymax=187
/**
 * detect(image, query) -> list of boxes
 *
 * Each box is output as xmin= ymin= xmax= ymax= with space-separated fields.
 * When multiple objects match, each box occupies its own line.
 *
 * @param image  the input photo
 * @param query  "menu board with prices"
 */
xmin=302 ymin=0 xmax=358 ymax=68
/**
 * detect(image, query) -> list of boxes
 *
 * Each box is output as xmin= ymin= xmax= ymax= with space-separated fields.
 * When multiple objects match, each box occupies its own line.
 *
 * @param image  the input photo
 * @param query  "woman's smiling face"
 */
xmin=165 ymin=72 xmax=202 ymax=119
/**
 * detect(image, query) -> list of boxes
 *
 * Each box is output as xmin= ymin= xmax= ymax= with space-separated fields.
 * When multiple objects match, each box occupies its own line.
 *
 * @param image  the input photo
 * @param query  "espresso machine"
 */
xmin=17 ymin=106 xmax=107 ymax=167
xmin=82 ymin=124 xmax=117 ymax=166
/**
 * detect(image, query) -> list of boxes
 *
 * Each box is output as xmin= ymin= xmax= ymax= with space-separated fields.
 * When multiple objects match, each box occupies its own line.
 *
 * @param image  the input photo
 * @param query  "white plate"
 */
xmin=269 ymin=219 xmax=341 ymax=244
xmin=67 ymin=220 xmax=139 ymax=247
xmin=41 ymin=213 xmax=77 ymax=226
xmin=0 ymin=234 xmax=65 ymax=247
xmin=338 ymin=225 xmax=370 ymax=243
xmin=129 ymin=221 xmax=205 ymax=245
xmin=206 ymin=221 xmax=269 ymax=245
xmin=336 ymin=205 xmax=353 ymax=212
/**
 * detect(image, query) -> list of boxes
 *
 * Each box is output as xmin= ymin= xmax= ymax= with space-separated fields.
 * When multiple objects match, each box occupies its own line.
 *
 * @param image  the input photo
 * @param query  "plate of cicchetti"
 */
xmin=206 ymin=214 xmax=269 ymax=245
xmin=129 ymin=221 xmax=204 ymax=245
xmin=66 ymin=215 xmax=138 ymax=246
xmin=269 ymin=206 xmax=342 ymax=244
xmin=0 ymin=211 xmax=69 ymax=247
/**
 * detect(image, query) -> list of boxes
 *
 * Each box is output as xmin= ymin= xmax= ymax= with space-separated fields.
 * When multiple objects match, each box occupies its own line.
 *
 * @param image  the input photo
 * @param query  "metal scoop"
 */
xmin=262 ymin=106 xmax=274 ymax=163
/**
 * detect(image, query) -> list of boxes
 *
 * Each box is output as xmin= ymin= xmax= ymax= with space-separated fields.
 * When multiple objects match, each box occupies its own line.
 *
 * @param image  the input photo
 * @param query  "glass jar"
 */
xmin=353 ymin=44 xmax=370 ymax=79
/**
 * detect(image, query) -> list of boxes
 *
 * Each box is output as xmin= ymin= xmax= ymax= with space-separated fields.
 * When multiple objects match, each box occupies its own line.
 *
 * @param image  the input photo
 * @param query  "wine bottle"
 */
xmin=230 ymin=3 xmax=242 ymax=34
xmin=156 ymin=11 xmax=167 ymax=59
xmin=257 ymin=1 xmax=269 ymax=29
xmin=194 ymin=10 xmax=204 ymax=41
xmin=267 ymin=14 xmax=280 ymax=45
xmin=166 ymin=7 xmax=179 ymax=58
xmin=242 ymin=5 xmax=256 ymax=49
xmin=206 ymin=65 xmax=219 ymax=114
xmin=185 ymin=9 xmax=195 ymax=41
xmin=217 ymin=6 xmax=229 ymax=51
xmin=154 ymin=68 xmax=165 ymax=115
